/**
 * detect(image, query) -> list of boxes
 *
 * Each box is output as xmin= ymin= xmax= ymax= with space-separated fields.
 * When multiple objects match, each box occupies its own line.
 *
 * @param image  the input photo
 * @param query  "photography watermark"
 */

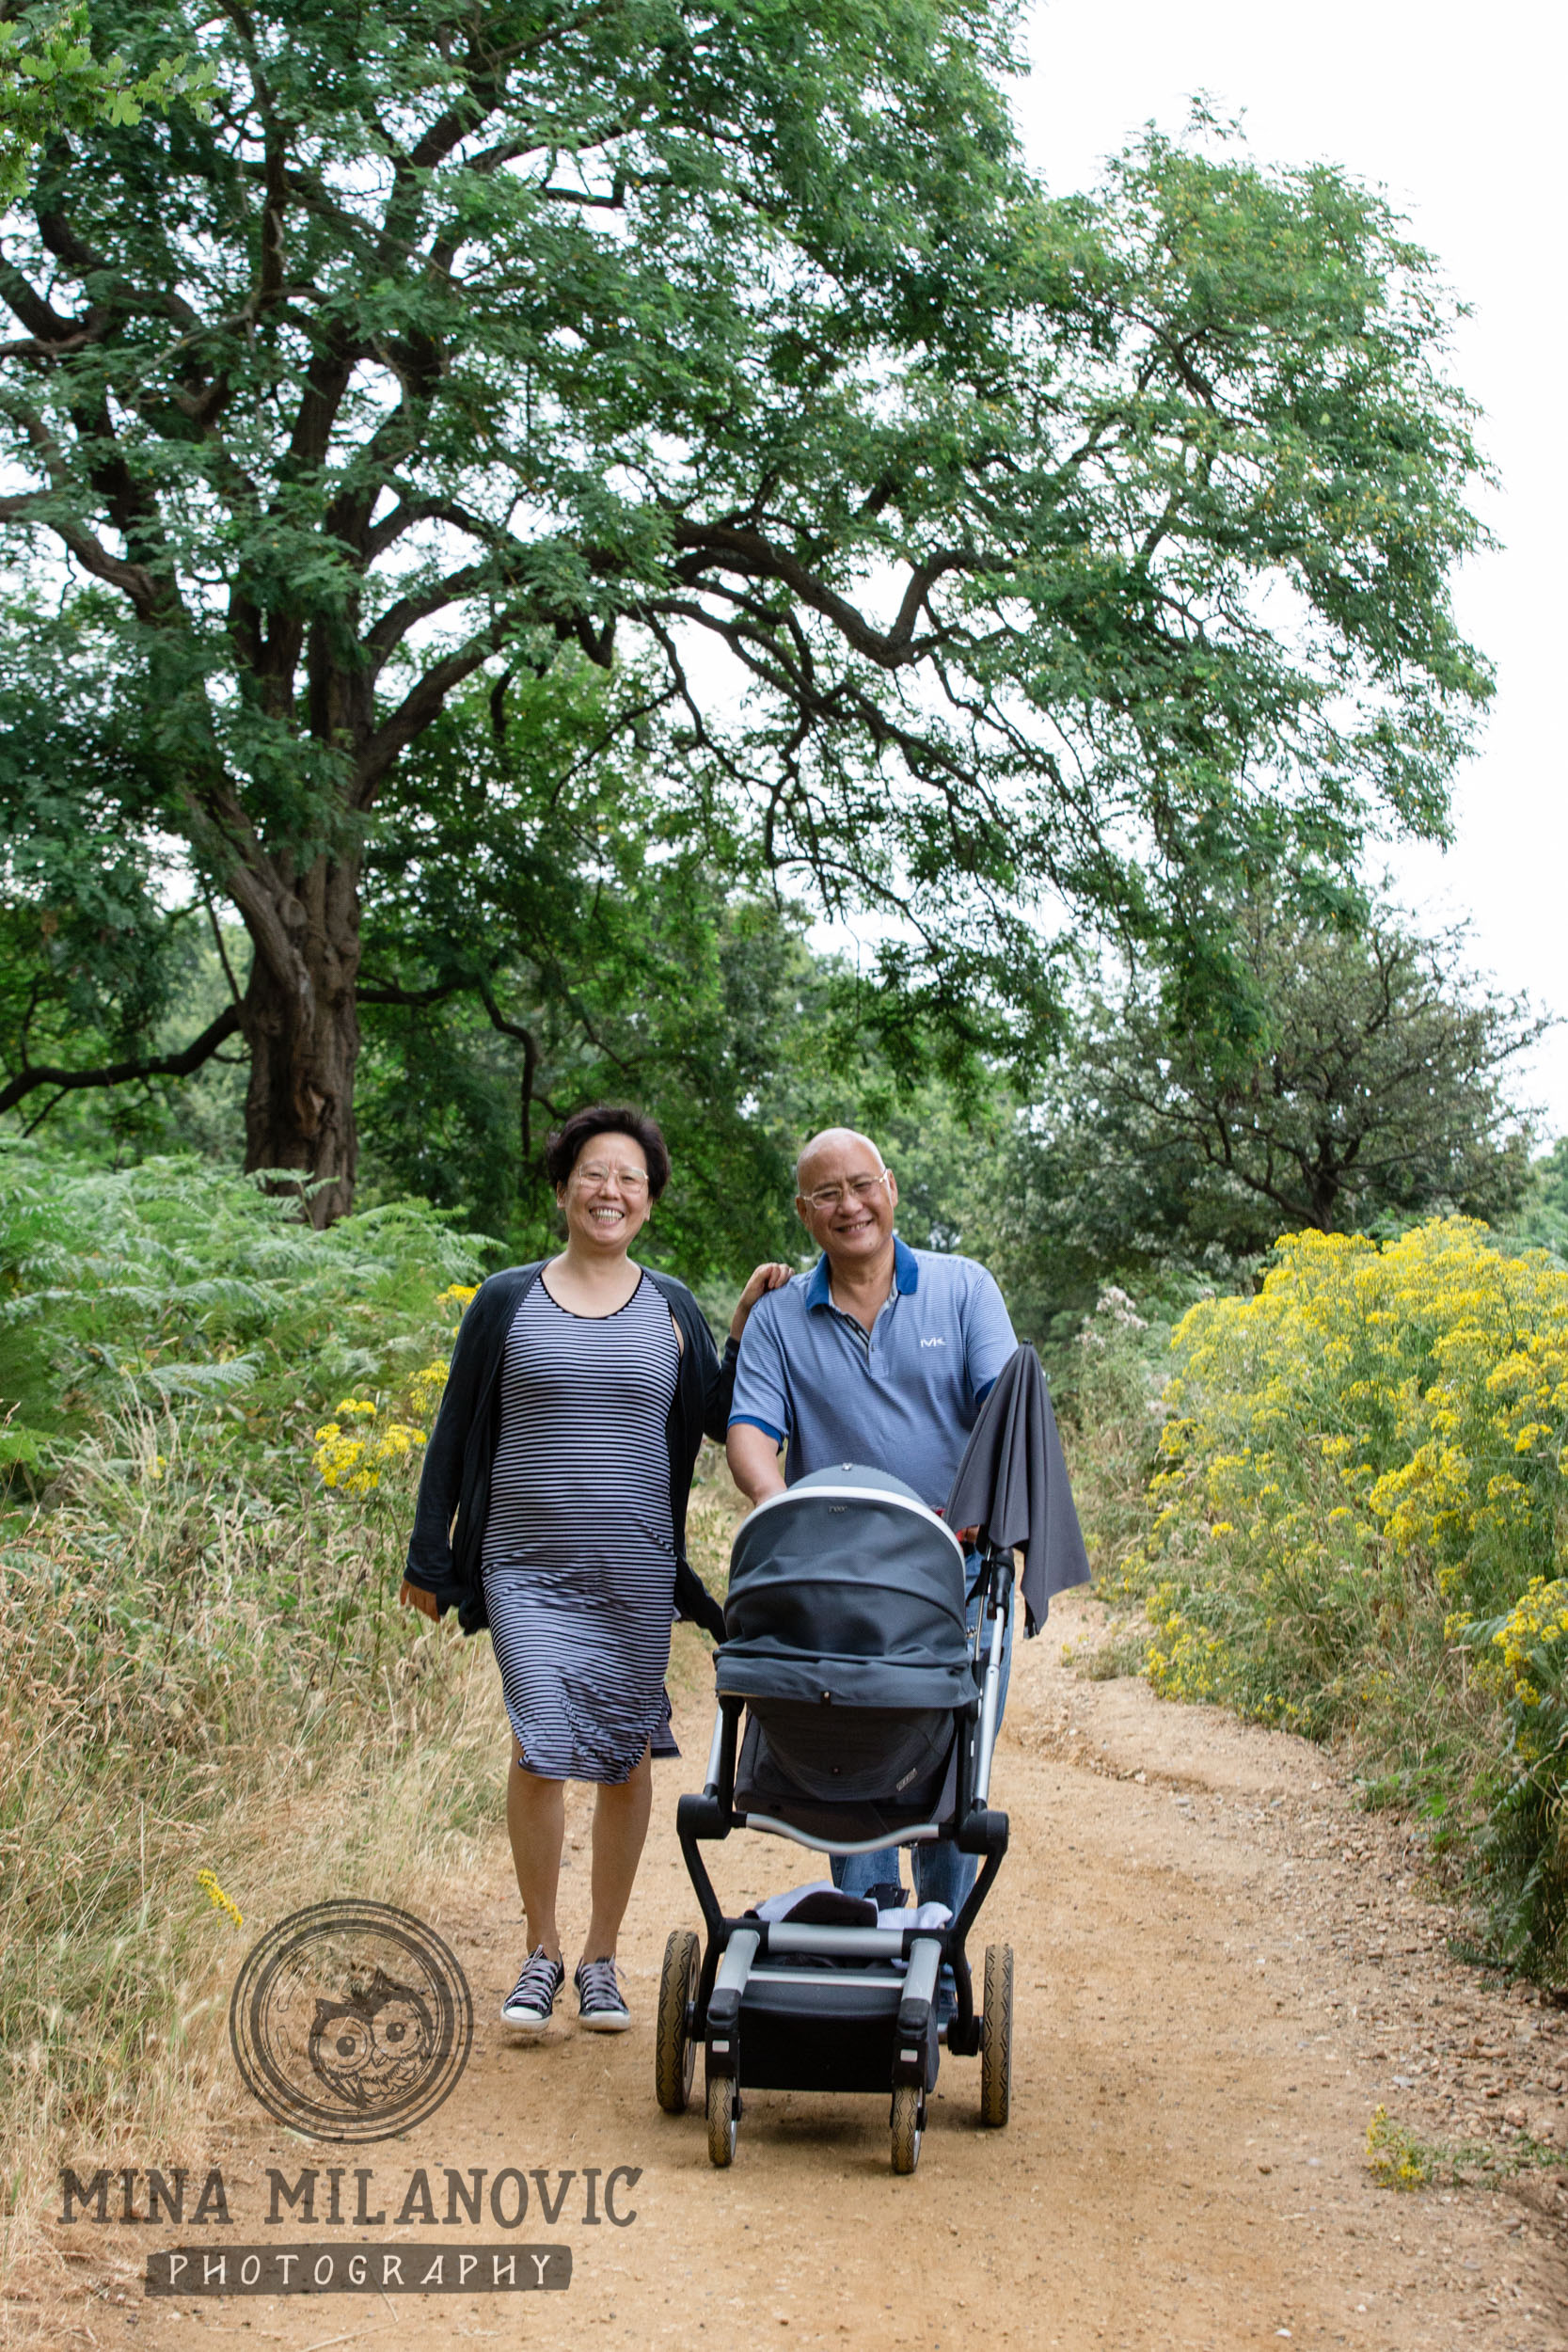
xmin=60 ymin=2163 xmax=640 ymax=2300
xmin=56 ymin=1904 xmax=634 ymax=2301
xmin=145 ymin=2245 xmax=571 ymax=2296
xmin=229 ymin=1901 xmax=472 ymax=2141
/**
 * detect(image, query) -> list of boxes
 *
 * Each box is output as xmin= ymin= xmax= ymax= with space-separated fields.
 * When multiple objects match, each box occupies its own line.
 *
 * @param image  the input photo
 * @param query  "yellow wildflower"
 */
xmin=196 ymin=1869 xmax=243 ymax=1929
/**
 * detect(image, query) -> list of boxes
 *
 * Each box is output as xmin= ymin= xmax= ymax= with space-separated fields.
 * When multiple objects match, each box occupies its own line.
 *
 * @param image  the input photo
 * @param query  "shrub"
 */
xmin=1060 ymin=1286 xmax=1177 ymax=1583
xmin=0 ymin=1137 xmax=488 ymax=1459
xmin=1133 ymin=1217 xmax=1568 ymax=1978
xmin=1460 ymin=1581 xmax=1568 ymax=1975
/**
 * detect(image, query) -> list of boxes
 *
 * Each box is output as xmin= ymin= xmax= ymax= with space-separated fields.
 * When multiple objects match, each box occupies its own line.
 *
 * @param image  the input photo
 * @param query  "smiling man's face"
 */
xmin=795 ymin=1128 xmax=897 ymax=1271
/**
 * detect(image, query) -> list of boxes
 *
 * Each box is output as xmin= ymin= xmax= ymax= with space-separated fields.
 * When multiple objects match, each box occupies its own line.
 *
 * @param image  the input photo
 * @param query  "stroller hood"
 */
xmin=719 ymin=1466 xmax=975 ymax=1709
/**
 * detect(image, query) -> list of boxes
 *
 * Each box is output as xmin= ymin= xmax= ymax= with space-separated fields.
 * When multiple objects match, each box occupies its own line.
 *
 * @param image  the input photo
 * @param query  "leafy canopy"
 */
xmin=354 ymin=665 xmax=812 ymax=1278
xmin=0 ymin=1 xmax=211 ymax=203
xmin=0 ymin=0 xmax=1493 ymax=1120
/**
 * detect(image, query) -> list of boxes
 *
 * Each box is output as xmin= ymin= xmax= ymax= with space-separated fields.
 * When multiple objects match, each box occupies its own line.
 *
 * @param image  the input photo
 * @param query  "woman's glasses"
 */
xmin=574 ymin=1162 xmax=650 ymax=1195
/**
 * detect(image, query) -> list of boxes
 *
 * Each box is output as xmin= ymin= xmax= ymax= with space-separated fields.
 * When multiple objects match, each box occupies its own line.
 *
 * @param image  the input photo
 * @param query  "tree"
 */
xmin=0 ymin=0 xmax=1491 ymax=1218
xmin=351 ymin=665 xmax=812 ymax=1277
xmin=1506 ymin=1136 xmax=1568 ymax=1261
xmin=991 ymin=894 xmax=1544 ymax=1301
xmin=350 ymin=663 xmax=1016 ymax=1279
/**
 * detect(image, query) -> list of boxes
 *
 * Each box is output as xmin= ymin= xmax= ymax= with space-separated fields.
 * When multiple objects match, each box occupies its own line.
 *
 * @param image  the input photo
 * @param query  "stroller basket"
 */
xmin=658 ymin=1466 xmax=1014 ymax=2176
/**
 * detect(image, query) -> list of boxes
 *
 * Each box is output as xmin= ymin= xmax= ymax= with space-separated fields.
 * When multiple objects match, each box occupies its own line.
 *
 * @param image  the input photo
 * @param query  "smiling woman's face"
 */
xmin=557 ymin=1130 xmax=653 ymax=1257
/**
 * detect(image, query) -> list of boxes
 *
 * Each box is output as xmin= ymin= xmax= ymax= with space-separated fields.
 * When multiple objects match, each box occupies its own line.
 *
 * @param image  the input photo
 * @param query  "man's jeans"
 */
xmin=830 ymin=1571 xmax=1015 ymax=1917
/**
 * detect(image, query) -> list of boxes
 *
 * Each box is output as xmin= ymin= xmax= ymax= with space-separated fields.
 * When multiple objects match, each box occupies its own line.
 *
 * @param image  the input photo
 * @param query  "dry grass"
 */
xmin=0 ymin=1404 xmax=497 ymax=2317
xmin=684 ymin=1438 xmax=746 ymax=1593
xmin=0 ymin=1418 xmax=751 ymax=2326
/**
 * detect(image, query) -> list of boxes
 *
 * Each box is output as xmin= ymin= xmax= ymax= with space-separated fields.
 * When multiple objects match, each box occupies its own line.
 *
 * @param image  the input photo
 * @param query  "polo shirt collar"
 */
xmin=804 ymin=1234 xmax=920 ymax=1310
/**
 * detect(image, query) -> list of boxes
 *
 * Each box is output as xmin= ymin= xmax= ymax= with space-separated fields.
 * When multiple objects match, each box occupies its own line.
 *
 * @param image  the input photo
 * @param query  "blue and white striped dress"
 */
xmin=482 ymin=1272 xmax=681 ymax=1783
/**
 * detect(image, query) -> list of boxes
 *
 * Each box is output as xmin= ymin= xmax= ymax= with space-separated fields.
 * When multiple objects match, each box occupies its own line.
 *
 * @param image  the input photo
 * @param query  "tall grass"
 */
xmin=0 ymin=1145 xmax=501 ymax=2305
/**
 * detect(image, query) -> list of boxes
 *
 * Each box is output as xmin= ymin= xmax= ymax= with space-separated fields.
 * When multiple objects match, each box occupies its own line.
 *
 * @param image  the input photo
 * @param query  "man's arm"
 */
xmin=726 ymin=1421 xmax=787 ymax=1504
xmin=726 ymin=1288 xmax=793 ymax=1502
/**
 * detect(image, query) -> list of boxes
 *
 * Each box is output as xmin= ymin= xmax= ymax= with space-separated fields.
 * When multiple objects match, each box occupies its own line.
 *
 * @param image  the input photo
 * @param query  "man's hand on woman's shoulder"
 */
xmin=729 ymin=1261 xmax=795 ymax=1342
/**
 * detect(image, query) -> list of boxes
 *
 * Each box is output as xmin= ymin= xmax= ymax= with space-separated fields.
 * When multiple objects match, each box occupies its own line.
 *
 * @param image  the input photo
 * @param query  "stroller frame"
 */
xmin=662 ymin=1540 xmax=1014 ymax=2171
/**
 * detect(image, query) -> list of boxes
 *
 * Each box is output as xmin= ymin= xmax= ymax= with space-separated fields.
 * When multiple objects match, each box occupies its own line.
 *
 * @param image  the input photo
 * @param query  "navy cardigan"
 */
xmin=404 ymin=1260 xmax=734 ymax=1642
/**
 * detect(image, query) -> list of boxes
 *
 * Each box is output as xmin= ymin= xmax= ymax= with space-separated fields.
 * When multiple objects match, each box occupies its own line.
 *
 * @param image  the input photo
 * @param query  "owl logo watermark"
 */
xmin=230 ymin=1905 xmax=472 ymax=2141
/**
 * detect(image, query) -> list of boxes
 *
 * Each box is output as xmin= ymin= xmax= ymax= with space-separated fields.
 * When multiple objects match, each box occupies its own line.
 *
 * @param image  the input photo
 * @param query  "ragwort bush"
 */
xmin=1138 ymin=1218 xmax=1568 ymax=1976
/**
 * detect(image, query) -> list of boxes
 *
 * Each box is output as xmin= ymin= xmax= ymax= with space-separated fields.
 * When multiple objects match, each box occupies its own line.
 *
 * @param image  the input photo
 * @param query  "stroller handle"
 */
xmin=972 ymin=1545 xmax=1013 ymax=1807
xmin=703 ymin=1705 xmax=726 ymax=1798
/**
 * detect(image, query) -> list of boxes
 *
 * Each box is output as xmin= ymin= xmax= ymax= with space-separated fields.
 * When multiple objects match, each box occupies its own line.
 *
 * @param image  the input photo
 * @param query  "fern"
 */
xmin=0 ymin=1136 xmax=492 ymax=1456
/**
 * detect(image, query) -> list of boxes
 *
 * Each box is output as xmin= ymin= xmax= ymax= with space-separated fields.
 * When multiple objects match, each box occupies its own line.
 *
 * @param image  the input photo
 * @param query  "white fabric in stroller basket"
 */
xmin=750 ymin=1881 xmax=951 ymax=1932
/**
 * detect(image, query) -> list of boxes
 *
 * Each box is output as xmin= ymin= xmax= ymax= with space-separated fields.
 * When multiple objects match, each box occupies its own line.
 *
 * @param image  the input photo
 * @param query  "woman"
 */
xmin=402 ymin=1104 xmax=790 ymax=2036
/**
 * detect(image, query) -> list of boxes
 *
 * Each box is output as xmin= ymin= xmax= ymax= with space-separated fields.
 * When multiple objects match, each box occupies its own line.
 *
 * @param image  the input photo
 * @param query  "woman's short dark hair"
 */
xmin=544 ymin=1104 xmax=672 ymax=1200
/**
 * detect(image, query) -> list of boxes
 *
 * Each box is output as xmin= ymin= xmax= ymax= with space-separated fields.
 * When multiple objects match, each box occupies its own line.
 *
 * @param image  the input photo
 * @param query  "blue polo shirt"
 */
xmin=728 ymin=1236 xmax=1017 ymax=1511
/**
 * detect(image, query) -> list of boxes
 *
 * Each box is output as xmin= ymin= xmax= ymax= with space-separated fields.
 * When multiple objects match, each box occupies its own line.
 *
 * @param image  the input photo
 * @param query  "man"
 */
xmin=726 ymin=1126 xmax=1017 ymax=1926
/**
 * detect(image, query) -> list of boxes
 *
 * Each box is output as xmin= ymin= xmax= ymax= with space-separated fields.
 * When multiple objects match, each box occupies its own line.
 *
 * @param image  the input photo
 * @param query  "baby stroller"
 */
xmin=654 ymin=1464 xmax=1013 ymax=2176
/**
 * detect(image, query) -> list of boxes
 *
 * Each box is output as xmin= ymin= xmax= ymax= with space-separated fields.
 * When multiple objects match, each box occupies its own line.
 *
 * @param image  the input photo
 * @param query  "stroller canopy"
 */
xmin=719 ymin=1466 xmax=974 ymax=1710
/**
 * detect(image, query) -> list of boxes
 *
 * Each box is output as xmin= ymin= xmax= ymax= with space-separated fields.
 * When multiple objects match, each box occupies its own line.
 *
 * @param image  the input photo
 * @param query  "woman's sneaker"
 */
xmin=501 ymin=1946 xmax=564 ymax=2033
xmin=575 ymin=1956 xmax=631 ymax=2032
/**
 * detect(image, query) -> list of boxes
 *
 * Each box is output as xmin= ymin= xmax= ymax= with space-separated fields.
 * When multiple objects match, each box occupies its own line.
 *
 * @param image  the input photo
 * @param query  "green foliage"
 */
xmin=1364 ymin=2106 xmax=1560 ymax=2191
xmin=0 ymin=1136 xmax=754 ymax=2252
xmin=1506 ymin=1138 xmax=1568 ymax=1261
xmin=351 ymin=668 xmax=1055 ymax=1285
xmin=351 ymin=670 xmax=806 ymax=1283
xmin=0 ymin=1137 xmax=486 ymax=1454
xmin=0 ymin=609 xmax=193 ymax=1109
xmin=0 ymin=1140 xmax=499 ymax=2238
xmin=1057 ymin=1286 xmax=1177 ymax=1581
xmin=1456 ymin=1584 xmax=1568 ymax=1980
xmin=0 ymin=1 xmax=211 ymax=200
xmin=984 ymin=894 xmax=1541 ymax=1309
xmin=0 ymin=2 xmax=1494 ymax=1180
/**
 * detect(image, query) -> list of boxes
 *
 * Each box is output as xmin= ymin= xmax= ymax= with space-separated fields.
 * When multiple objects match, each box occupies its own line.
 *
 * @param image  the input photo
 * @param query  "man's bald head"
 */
xmin=795 ymin=1127 xmax=885 ymax=1191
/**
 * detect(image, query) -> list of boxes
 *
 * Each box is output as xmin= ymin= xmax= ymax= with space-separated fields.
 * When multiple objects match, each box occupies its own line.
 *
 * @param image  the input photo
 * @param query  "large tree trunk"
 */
xmin=238 ymin=851 xmax=362 ymax=1228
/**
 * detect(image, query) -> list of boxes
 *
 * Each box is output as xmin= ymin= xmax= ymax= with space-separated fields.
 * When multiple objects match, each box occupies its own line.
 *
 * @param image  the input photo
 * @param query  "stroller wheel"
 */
xmin=979 ymin=1943 xmax=1013 ymax=2128
xmin=890 ymin=2082 xmax=923 ymax=2175
xmin=705 ymin=2067 xmax=737 ymax=2168
xmin=655 ymin=1930 xmax=701 ymax=2115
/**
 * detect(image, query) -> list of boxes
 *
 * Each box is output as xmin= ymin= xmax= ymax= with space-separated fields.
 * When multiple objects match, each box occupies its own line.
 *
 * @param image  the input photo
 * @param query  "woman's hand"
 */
xmin=730 ymin=1261 xmax=794 ymax=1340
xmin=399 ymin=1579 xmax=440 ymax=1621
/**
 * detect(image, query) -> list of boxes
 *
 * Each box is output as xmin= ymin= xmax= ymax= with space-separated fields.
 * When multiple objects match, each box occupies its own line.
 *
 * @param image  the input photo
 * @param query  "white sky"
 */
xmin=1013 ymin=0 xmax=1568 ymax=1134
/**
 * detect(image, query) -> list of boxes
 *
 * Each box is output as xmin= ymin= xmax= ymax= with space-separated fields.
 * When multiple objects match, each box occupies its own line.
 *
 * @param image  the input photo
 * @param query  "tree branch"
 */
xmin=0 ymin=1004 xmax=243 ymax=1119
xmin=353 ymin=644 xmax=494 ymax=802
xmin=669 ymin=520 xmax=972 ymax=668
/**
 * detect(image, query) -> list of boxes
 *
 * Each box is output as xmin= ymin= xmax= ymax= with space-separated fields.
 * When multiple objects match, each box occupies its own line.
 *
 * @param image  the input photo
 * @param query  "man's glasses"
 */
xmin=574 ymin=1163 xmax=650 ymax=1195
xmin=800 ymin=1170 xmax=891 ymax=1212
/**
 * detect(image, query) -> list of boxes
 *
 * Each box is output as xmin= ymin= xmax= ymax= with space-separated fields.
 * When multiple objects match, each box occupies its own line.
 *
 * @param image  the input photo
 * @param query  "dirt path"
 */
xmin=49 ymin=1592 xmax=1568 ymax=2350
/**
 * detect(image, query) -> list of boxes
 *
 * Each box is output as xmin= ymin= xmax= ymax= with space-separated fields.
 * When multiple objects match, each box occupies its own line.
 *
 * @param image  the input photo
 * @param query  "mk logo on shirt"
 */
xmin=920 ymin=1336 xmax=947 ymax=1347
